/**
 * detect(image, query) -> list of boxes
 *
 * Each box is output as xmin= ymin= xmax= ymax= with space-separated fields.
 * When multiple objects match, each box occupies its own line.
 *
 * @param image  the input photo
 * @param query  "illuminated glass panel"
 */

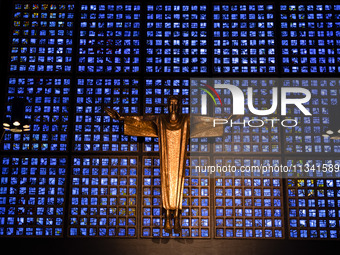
xmin=10 ymin=3 xmax=74 ymax=72
xmin=214 ymin=157 xmax=284 ymax=238
xmin=280 ymin=4 xmax=340 ymax=73
xmin=213 ymin=4 xmax=276 ymax=73
xmin=145 ymin=5 xmax=208 ymax=73
xmin=78 ymin=4 xmax=141 ymax=73
xmin=74 ymin=78 xmax=139 ymax=152
xmin=142 ymin=157 xmax=210 ymax=238
xmin=0 ymin=156 xmax=67 ymax=237
xmin=69 ymin=157 xmax=138 ymax=237
xmin=144 ymin=78 xmax=190 ymax=115
xmin=283 ymin=79 xmax=340 ymax=153
xmin=3 ymin=77 xmax=70 ymax=151
xmin=287 ymin=159 xmax=340 ymax=239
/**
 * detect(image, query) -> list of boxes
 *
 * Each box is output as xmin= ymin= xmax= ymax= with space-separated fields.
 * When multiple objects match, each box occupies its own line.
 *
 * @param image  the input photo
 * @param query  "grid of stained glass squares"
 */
xmin=144 ymin=78 xmax=190 ymax=115
xmin=9 ymin=3 xmax=74 ymax=72
xmin=145 ymin=4 xmax=208 ymax=73
xmin=3 ymin=77 xmax=70 ymax=151
xmin=213 ymin=4 xmax=276 ymax=73
xmin=287 ymin=159 xmax=340 ymax=239
xmin=280 ymin=4 xmax=340 ymax=73
xmin=69 ymin=157 xmax=137 ymax=237
xmin=283 ymin=79 xmax=340 ymax=153
xmin=142 ymin=157 xmax=210 ymax=238
xmin=74 ymin=78 xmax=139 ymax=152
xmin=0 ymin=156 xmax=67 ymax=237
xmin=214 ymin=157 xmax=284 ymax=238
xmin=78 ymin=4 xmax=141 ymax=73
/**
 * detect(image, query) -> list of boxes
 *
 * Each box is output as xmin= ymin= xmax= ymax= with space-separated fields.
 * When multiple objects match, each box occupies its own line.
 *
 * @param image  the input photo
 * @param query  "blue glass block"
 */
xmin=201 ymin=229 xmax=209 ymax=237
xmin=225 ymin=189 xmax=233 ymax=196
xmin=181 ymin=218 xmax=189 ymax=228
xmin=201 ymin=188 xmax=208 ymax=196
xmin=153 ymin=228 xmax=161 ymax=237
xmin=153 ymin=208 xmax=160 ymax=216
xmin=216 ymin=198 xmax=223 ymax=206
xmin=128 ymin=228 xmax=135 ymax=237
xmin=107 ymin=228 xmax=115 ymax=236
xmin=98 ymin=228 xmax=106 ymax=236
xmin=201 ymin=198 xmax=208 ymax=207
xmin=216 ymin=208 xmax=223 ymax=217
xmin=329 ymin=220 xmax=336 ymax=228
xmin=143 ymin=228 xmax=151 ymax=237
xmin=191 ymin=229 xmax=199 ymax=237
xmin=253 ymin=229 xmax=262 ymax=238
xmin=215 ymin=188 xmax=223 ymax=196
xmin=182 ymin=208 xmax=189 ymax=216
xmin=144 ymin=168 xmax=152 ymax=176
xmin=191 ymin=188 xmax=199 ymax=196
xmin=118 ymin=228 xmax=126 ymax=236
xmin=216 ymin=228 xmax=224 ymax=237
xmin=201 ymin=208 xmax=209 ymax=217
xmin=69 ymin=228 xmax=77 ymax=236
xmin=192 ymin=198 xmax=199 ymax=206
xmin=330 ymin=230 xmax=338 ymax=238
xmin=181 ymin=228 xmax=190 ymax=237
xmin=225 ymin=209 xmax=233 ymax=217
xmin=151 ymin=218 xmax=160 ymax=227
xmin=245 ymin=229 xmax=253 ymax=237
xmin=235 ymin=229 xmax=243 ymax=237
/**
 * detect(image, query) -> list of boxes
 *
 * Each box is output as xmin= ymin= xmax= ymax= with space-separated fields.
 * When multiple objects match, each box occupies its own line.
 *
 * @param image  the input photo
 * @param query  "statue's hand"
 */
xmin=105 ymin=108 xmax=124 ymax=121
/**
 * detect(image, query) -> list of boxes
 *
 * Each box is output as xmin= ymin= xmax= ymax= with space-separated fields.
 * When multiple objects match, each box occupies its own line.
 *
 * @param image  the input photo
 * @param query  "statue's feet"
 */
xmin=174 ymin=217 xmax=181 ymax=234
xmin=164 ymin=219 xmax=172 ymax=234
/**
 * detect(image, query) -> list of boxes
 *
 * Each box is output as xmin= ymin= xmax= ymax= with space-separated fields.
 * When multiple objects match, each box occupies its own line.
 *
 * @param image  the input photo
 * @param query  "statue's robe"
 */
xmin=122 ymin=114 xmax=223 ymax=211
xmin=158 ymin=115 xmax=189 ymax=210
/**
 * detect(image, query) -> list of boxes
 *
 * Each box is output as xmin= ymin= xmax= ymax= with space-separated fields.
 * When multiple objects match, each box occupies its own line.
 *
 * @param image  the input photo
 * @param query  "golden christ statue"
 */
xmin=105 ymin=97 xmax=229 ymax=234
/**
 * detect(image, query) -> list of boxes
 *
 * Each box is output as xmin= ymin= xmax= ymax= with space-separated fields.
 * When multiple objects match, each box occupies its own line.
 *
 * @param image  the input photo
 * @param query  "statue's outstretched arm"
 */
xmin=104 ymin=108 xmax=158 ymax=137
xmin=105 ymin=108 xmax=124 ymax=121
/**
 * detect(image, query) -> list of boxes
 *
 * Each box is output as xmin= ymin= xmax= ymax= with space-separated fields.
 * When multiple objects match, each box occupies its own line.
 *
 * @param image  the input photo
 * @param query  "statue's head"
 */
xmin=168 ymin=96 xmax=180 ymax=121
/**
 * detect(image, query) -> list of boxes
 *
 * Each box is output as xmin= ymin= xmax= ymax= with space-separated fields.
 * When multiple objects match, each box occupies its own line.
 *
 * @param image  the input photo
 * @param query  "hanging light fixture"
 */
xmin=2 ymin=97 xmax=30 ymax=133
xmin=322 ymin=105 xmax=340 ymax=140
